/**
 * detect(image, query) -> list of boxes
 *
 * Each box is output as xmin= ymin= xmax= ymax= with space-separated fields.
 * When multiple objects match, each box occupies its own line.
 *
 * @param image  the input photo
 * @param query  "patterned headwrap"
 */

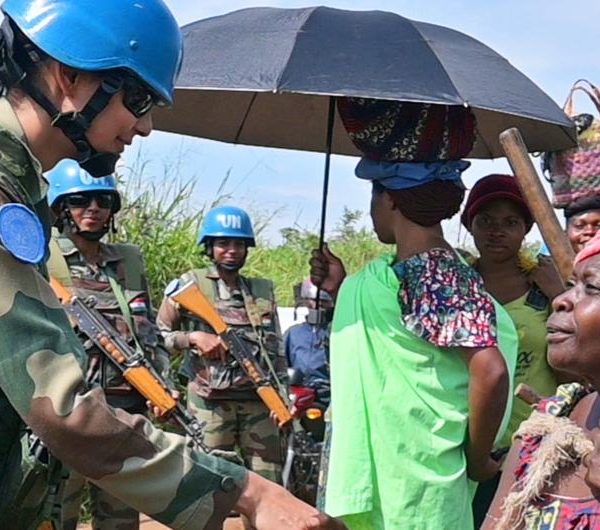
xmin=338 ymin=97 xmax=477 ymax=162
xmin=574 ymin=231 xmax=600 ymax=265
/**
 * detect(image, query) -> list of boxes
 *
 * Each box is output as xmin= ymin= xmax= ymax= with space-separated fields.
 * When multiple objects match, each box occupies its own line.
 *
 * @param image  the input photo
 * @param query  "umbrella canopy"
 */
xmin=154 ymin=6 xmax=576 ymax=158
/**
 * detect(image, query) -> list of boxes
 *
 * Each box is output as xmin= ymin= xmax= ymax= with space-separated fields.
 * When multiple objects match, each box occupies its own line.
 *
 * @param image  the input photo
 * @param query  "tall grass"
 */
xmin=111 ymin=162 xmax=388 ymax=306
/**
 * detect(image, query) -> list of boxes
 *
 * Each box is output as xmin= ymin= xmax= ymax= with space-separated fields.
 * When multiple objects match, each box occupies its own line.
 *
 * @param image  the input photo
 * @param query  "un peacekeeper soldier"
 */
xmin=46 ymin=159 xmax=170 ymax=530
xmin=157 ymin=206 xmax=287 ymax=485
xmin=0 ymin=0 xmax=346 ymax=529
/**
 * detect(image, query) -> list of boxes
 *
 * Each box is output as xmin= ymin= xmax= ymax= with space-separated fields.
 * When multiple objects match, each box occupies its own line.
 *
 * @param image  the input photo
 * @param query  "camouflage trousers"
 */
xmin=61 ymin=469 xmax=139 ymax=530
xmin=188 ymin=389 xmax=283 ymax=483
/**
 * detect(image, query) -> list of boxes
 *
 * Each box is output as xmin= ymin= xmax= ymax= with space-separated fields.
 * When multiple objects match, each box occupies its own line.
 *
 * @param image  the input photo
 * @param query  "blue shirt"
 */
xmin=284 ymin=321 xmax=330 ymax=389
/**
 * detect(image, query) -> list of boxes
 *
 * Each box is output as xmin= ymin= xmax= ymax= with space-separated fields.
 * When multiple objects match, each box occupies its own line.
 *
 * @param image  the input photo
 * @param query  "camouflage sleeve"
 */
xmin=156 ymin=294 xmax=191 ymax=353
xmin=0 ymin=248 xmax=248 ymax=528
xmin=270 ymin=288 xmax=288 ymax=378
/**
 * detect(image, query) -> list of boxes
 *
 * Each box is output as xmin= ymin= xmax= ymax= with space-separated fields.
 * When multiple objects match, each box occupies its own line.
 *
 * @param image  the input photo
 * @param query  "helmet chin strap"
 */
xmin=216 ymin=261 xmax=245 ymax=273
xmin=0 ymin=20 xmax=121 ymax=176
xmin=22 ymin=74 xmax=122 ymax=177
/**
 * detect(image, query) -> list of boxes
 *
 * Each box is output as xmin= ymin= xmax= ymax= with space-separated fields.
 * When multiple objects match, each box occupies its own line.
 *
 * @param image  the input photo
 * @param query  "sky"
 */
xmin=123 ymin=0 xmax=600 ymax=246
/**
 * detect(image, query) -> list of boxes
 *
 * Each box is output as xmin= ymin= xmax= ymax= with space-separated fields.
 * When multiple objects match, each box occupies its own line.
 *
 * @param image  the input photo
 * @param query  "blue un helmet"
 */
xmin=0 ymin=0 xmax=183 ymax=176
xmin=47 ymin=160 xmax=121 ymax=213
xmin=198 ymin=206 xmax=256 ymax=247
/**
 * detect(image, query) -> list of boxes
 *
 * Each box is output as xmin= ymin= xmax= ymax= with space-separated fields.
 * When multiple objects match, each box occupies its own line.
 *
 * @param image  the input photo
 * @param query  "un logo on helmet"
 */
xmin=216 ymin=214 xmax=242 ymax=229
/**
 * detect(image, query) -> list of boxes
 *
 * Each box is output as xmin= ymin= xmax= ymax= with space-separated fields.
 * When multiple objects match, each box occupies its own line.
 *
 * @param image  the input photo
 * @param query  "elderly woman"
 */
xmin=482 ymin=233 xmax=600 ymax=529
xmin=311 ymin=157 xmax=518 ymax=528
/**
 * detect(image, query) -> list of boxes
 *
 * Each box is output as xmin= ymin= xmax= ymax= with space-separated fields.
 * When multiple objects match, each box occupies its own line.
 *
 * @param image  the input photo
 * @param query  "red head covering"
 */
xmin=574 ymin=231 xmax=600 ymax=265
xmin=461 ymin=174 xmax=533 ymax=230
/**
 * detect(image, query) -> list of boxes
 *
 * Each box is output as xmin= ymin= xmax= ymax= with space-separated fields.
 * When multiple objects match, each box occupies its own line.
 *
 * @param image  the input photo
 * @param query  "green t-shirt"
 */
xmin=324 ymin=254 xmax=517 ymax=529
xmin=498 ymin=291 xmax=557 ymax=448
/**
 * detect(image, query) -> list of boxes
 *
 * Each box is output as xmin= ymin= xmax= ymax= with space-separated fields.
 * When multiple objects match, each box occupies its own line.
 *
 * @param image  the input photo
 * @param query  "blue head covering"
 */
xmin=355 ymin=159 xmax=470 ymax=190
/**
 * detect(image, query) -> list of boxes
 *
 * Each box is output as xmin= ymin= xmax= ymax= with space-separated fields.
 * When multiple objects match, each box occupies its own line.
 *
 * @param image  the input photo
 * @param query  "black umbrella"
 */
xmin=155 ymin=6 xmax=576 ymax=157
xmin=154 ymin=6 xmax=576 ymax=299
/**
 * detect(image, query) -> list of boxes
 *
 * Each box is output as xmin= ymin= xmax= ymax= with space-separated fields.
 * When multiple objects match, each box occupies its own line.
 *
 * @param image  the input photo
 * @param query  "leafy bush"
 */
xmin=111 ymin=163 xmax=389 ymax=307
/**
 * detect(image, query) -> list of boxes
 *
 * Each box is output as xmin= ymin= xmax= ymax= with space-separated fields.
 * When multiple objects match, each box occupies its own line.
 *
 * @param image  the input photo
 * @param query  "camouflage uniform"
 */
xmin=49 ymin=234 xmax=168 ymax=530
xmin=0 ymin=97 xmax=248 ymax=529
xmin=157 ymin=267 xmax=286 ymax=483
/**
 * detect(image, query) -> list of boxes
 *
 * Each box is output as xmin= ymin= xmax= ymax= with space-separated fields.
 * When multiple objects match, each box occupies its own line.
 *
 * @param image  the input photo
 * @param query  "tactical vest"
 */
xmin=180 ymin=268 xmax=280 ymax=398
xmin=47 ymin=234 xmax=160 ymax=413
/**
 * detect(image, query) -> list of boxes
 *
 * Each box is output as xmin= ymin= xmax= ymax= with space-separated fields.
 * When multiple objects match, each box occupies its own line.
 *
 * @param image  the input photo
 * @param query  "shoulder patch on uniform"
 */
xmin=0 ymin=203 xmax=45 ymax=264
xmin=164 ymin=278 xmax=181 ymax=297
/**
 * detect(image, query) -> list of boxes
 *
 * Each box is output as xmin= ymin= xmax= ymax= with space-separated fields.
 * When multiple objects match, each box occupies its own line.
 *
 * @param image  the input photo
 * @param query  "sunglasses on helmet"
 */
xmin=65 ymin=193 xmax=116 ymax=210
xmin=122 ymin=78 xmax=157 ymax=118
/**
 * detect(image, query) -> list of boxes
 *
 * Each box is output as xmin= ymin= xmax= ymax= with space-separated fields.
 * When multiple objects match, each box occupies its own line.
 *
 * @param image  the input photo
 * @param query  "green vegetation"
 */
xmin=112 ymin=169 xmax=389 ymax=306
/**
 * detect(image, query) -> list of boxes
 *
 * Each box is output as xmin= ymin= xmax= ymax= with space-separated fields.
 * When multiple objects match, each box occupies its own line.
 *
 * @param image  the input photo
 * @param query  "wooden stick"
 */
xmin=499 ymin=128 xmax=574 ymax=284
xmin=515 ymin=382 xmax=543 ymax=406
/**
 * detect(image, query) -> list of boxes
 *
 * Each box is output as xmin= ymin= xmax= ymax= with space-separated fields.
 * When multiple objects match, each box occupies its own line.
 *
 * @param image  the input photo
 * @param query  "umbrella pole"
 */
xmin=311 ymin=96 xmax=336 ymax=321
xmin=499 ymin=127 xmax=573 ymax=285
xmin=318 ymin=96 xmax=336 ymax=251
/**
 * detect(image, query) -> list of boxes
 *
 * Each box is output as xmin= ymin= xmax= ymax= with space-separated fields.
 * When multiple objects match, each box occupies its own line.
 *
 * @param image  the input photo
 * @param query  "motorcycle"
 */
xmin=282 ymin=369 xmax=329 ymax=506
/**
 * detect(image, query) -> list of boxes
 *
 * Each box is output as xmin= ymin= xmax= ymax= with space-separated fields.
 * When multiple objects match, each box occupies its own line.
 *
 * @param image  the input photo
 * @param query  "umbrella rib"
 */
xmin=235 ymin=8 xmax=316 ymax=142
xmin=273 ymin=7 xmax=317 ymax=89
xmin=410 ymin=24 xmax=464 ymax=106
xmin=234 ymin=93 xmax=258 ymax=144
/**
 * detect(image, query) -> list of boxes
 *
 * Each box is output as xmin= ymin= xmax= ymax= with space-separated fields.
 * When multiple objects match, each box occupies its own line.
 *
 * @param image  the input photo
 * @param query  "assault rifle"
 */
xmin=166 ymin=278 xmax=293 ymax=427
xmin=49 ymin=277 xmax=209 ymax=453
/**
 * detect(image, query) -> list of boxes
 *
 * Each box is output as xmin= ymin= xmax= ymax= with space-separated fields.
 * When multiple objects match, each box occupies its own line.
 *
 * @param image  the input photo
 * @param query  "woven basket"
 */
xmin=545 ymin=79 xmax=600 ymax=208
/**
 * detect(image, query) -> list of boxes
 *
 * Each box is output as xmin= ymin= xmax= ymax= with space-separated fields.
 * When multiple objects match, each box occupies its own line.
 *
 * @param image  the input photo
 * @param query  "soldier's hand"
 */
xmin=236 ymin=472 xmax=348 ymax=530
xmin=146 ymin=389 xmax=180 ymax=422
xmin=309 ymin=244 xmax=346 ymax=300
xmin=269 ymin=410 xmax=292 ymax=430
xmin=188 ymin=331 xmax=228 ymax=362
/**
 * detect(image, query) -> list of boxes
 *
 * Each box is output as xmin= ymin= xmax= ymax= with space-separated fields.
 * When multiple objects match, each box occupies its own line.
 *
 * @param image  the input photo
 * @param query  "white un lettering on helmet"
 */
xmin=78 ymin=168 xmax=96 ymax=186
xmin=216 ymin=214 xmax=242 ymax=229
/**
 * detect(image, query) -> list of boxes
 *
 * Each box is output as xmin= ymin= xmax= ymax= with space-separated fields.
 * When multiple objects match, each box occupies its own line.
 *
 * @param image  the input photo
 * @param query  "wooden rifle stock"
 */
xmin=50 ymin=277 xmax=177 ymax=416
xmin=170 ymin=280 xmax=293 ymax=426
xmin=172 ymin=281 xmax=228 ymax=334
xmin=257 ymin=386 xmax=292 ymax=425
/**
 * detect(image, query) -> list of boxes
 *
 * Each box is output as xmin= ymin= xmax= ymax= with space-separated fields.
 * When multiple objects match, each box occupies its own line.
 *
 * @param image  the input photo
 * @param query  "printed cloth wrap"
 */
xmin=337 ymin=97 xmax=477 ymax=162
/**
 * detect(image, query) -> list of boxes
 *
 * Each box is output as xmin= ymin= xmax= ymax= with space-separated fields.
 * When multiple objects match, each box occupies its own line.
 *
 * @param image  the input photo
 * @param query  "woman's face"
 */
xmin=369 ymin=184 xmax=395 ymax=244
xmin=470 ymin=199 xmax=528 ymax=263
xmin=67 ymin=195 xmax=112 ymax=233
xmin=59 ymin=70 xmax=153 ymax=157
xmin=567 ymin=210 xmax=600 ymax=253
xmin=212 ymin=238 xmax=247 ymax=269
xmin=547 ymin=254 xmax=600 ymax=381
